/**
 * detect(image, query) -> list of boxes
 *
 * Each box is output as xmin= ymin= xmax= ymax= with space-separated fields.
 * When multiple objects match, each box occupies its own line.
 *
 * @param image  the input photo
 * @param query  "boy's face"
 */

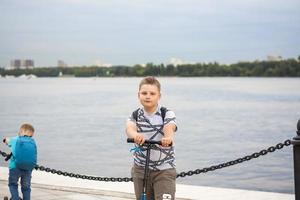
xmin=138 ymin=84 xmax=161 ymax=111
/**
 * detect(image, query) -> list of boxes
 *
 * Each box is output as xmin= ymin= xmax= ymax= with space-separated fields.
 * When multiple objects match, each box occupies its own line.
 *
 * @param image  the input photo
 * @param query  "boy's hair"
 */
xmin=139 ymin=76 xmax=161 ymax=91
xmin=20 ymin=123 xmax=35 ymax=133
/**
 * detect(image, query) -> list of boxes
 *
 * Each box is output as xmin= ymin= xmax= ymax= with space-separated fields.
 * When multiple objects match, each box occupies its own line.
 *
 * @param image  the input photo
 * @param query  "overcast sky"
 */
xmin=0 ymin=0 xmax=299 ymax=67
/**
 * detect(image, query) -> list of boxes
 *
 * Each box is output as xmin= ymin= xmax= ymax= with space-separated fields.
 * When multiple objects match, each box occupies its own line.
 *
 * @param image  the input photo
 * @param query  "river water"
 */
xmin=0 ymin=77 xmax=299 ymax=194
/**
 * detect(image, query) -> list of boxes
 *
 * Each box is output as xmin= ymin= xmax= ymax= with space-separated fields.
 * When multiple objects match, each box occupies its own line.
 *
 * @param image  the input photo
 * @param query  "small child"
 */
xmin=3 ymin=123 xmax=37 ymax=200
xmin=126 ymin=76 xmax=177 ymax=200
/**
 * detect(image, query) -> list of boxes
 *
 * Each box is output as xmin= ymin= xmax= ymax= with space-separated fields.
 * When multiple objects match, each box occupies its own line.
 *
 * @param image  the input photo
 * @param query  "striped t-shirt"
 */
xmin=128 ymin=105 xmax=177 ymax=170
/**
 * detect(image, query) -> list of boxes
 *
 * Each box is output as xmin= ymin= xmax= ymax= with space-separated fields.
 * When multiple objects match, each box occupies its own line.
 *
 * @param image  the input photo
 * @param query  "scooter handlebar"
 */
xmin=127 ymin=138 xmax=162 ymax=145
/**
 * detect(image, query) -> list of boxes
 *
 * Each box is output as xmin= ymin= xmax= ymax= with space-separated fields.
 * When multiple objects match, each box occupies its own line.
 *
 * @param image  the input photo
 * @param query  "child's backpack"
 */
xmin=13 ymin=136 xmax=37 ymax=170
xmin=132 ymin=107 xmax=168 ymax=122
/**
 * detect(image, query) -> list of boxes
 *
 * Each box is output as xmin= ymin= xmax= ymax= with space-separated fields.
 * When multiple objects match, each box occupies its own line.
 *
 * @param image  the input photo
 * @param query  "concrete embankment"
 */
xmin=0 ymin=166 xmax=293 ymax=200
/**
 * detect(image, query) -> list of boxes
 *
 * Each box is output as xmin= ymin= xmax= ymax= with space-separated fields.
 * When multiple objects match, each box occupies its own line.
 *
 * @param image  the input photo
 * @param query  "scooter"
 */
xmin=127 ymin=138 xmax=162 ymax=200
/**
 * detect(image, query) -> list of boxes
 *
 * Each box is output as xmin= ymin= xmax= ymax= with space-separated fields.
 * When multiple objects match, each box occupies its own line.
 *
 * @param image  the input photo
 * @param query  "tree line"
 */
xmin=1 ymin=59 xmax=300 ymax=77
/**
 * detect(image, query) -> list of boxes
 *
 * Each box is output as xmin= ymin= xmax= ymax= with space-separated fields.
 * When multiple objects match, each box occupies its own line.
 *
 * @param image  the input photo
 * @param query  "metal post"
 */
xmin=292 ymin=119 xmax=300 ymax=200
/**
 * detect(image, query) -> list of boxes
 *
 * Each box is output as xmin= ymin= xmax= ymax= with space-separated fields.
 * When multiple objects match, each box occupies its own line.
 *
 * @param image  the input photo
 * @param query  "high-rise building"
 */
xmin=10 ymin=59 xmax=34 ymax=69
xmin=10 ymin=59 xmax=21 ymax=68
xmin=57 ymin=60 xmax=68 ymax=67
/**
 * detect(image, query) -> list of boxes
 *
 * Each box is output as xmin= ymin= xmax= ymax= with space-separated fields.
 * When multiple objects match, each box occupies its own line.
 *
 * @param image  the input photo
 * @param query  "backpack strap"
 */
xmin=160 ymin=106 xmax=167 ymax=123
xmin=132 ymin=107 xmax=168 ymax=122
xmin=132 ymin=108 xmax=140 ymax=122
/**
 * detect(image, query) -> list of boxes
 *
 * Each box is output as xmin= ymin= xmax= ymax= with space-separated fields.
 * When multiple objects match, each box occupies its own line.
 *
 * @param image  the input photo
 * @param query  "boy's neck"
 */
xmin=144 ymin=105 xmax=158 ymax=114
xmin=19 ymin=134 xmax=32 ymax=137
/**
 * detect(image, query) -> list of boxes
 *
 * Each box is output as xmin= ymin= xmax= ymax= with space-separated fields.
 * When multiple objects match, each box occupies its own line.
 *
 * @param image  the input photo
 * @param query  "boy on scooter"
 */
xmin=126 ymin=76 xmax=177 ymax=200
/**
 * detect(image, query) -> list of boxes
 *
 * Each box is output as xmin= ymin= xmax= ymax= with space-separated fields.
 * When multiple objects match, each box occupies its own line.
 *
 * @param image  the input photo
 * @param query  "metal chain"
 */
xmin=0 ymin=150 xmax=9 ymax=158
xmin=33 ymin=165 xmax=133 ymax=182
xmin=176 ymin=139 xmax=292 ymax=178
xmin=0 ymin=139 xmax=292 ymax=182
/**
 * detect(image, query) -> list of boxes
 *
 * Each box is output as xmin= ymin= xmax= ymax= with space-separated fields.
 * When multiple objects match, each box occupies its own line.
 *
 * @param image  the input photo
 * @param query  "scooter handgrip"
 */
xmin=127 ymin=138 xmax=135 ymax=143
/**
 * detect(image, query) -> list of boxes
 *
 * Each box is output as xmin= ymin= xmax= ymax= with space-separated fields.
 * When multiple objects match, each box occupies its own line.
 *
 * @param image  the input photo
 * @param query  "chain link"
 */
xmin=0 ymin=139 xmax=292 ymax=182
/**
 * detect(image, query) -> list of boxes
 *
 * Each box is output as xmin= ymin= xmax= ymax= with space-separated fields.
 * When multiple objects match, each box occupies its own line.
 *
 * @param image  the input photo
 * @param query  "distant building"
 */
xmin=94 ymin=60 xmax=112 ymax=67
xmin=10 ymin=59 xmax=34 ymax=69
xmin=267 ymin=55 xmax=282 ymax=61
xmin=10 ymin=59 xmax=21 ymax=68
xmin=168 ymin=58 xmax=184 ymax=66
xmin=22 ymin=60 xmax=34 ymax=68
xmin=57 ymin=60 xmax=68 ymax=67
xmin=167 ymin=57 xmax=195 ymax=66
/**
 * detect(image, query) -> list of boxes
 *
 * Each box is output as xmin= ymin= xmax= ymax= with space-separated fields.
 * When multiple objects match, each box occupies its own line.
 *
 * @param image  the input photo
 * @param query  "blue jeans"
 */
xmin=8 ymin=168 xmax=32 ymax=200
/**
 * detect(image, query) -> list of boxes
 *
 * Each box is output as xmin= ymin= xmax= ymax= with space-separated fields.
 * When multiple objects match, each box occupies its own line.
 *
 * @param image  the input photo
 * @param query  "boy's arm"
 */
xmin=126 ymin=121 xmax=145 ymax=145
xmin=162 ymin=123 xmax=177 ymax=147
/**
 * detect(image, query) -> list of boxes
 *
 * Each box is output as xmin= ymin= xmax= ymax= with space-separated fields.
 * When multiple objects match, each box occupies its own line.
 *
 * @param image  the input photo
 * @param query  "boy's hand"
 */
xmin=161 ymin=137 xmax=173 ymax=147
xmin=134 ymin=134 xmax=145 ymax=145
